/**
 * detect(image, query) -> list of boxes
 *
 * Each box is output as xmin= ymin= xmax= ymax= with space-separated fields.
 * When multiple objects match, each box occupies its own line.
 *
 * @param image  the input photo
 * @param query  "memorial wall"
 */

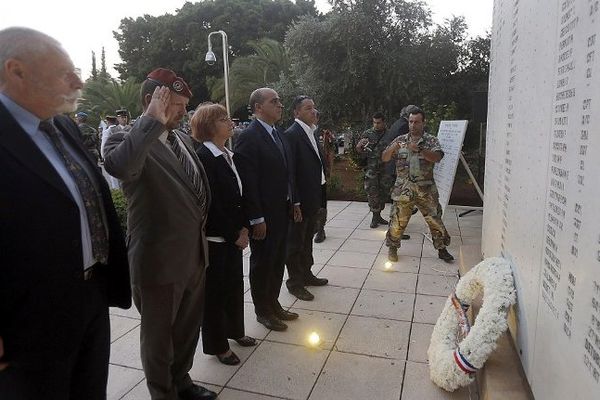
xmin=483 ymin=0 xmax=599 ymax=398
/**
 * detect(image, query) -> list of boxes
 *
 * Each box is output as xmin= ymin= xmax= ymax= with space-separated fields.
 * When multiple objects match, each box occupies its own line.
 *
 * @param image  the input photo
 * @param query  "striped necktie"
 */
xmin=39 ymin=119 xmax=109 ymax=265
xmin=167 ymin=131 xmax=207 ymax=208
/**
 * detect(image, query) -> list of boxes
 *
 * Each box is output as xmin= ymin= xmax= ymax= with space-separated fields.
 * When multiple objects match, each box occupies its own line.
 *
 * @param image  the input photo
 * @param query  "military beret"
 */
xmin=146 ymin=68 xmax=192 ymax=99
xmin=115 ymin=109 xmax=129 ymax=117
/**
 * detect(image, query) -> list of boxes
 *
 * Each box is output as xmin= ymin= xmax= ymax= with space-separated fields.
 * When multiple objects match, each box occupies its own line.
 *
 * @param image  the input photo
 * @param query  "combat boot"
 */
xmin=388 ymin=246 xmax=398 ymax=262
xmin=438 ymin=248 xmax=454 ymax=263
xmin=376 ymin=213 xmax=389 ymax=225
xmin=370 ymin=212 xmax=380 ymax=228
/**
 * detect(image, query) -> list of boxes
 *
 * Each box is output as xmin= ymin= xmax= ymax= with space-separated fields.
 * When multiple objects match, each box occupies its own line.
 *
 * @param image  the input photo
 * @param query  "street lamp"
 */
xmin=205 ymin=30 xmax=231 ymax=118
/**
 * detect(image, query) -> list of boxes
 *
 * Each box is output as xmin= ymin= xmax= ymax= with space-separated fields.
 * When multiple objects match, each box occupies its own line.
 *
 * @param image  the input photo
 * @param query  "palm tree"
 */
xmin=208 ymin=38 xmax=290 ymax=111
xmin=79 ymin=78 xmax=142 ymax=120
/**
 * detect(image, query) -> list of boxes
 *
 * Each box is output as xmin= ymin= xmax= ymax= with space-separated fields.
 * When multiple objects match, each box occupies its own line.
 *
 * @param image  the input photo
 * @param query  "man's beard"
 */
xmin=56 ymin=89 xmax=82 ymax=114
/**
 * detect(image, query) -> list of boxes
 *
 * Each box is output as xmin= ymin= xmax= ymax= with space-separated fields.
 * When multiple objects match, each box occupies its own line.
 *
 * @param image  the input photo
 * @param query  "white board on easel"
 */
xmin=433 ymin=120 xmax=469 ymax=213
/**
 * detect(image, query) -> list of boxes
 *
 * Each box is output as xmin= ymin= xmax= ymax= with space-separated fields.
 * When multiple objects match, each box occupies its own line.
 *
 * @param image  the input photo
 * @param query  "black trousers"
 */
xmin=249 ymin=210 xmax=288 ymax=317
xmin=286 ymin=211 xmax=319 ymax=290
xmin=202 ymin=242 xmax=245 ymax=355
xmin=0 ymin=275 xmax=110 ymax=400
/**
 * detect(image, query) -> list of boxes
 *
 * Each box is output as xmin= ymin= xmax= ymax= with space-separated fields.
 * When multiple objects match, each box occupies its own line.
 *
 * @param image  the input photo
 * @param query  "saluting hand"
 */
xmin=144 ymin=86 xmax=171 ymax=126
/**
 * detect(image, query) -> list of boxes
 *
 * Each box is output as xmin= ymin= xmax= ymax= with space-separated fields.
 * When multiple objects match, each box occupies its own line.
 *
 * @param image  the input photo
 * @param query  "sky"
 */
xmin=1 ymin=0 xmax=492 ymax=79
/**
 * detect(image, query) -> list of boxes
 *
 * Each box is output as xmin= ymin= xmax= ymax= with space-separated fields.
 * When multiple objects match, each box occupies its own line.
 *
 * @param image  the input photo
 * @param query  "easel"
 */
xmin=457 ymin=152 xmax=484 ymax=217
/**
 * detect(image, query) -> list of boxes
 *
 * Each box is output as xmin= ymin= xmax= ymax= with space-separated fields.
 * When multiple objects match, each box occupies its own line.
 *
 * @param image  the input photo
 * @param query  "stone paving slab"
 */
xmin=108 ymin=202 xmax=481 ymax=399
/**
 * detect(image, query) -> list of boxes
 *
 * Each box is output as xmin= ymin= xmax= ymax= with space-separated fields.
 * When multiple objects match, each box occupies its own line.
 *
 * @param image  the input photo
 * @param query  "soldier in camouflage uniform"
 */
xmin=75 ymin=111 xmax=100 ymax=163
xmin=382 ymin=108 xmax=453 ymax=262
xmin=356 ymin=113 xmax=409 ymax=237
xmin=314 ymin=126 xmax=335 ymax=243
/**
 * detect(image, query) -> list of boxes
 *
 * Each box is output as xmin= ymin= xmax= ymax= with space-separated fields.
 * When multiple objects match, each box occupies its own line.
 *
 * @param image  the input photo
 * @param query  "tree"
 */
xmin=98 ymin=46 xmax=111 ymax=81
xmin=91 ymin=51 xmax=98 ymax=81
xmin=79 ymin=78 xmax=142 ymax=124
xmin=113 ymin=0 xmax=318 ymax=107
xmin=285 ymin=0 xmax=487 ymax=129
xmin=207 ymin=38 xmax=290 ymax=114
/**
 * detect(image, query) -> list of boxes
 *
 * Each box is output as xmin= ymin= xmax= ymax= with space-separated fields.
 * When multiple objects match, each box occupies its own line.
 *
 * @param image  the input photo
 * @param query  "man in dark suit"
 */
xmin=285 ymin=96 xmax=329 ymax=301
xmin=235 ymin=88 xmax=299 ymax=331
xmin=0 ymin=27 xmax=131 ymax=399
xmin=104 ymin=69 xmax=215 ymax=400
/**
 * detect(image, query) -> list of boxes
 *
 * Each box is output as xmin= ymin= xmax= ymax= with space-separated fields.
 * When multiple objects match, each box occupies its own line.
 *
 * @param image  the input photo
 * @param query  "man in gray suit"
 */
xmin=104 ymin=68 xmax=215 ymax=400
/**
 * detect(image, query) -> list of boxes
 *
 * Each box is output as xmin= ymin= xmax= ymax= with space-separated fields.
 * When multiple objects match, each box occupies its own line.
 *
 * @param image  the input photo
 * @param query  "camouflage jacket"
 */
xmin=390 ymin=132 xmax=444 ymax=185
xmin=357 ymin=128 xmax=392 ymax=173
xmin=78 ymin=123 xmax=99 ymax=153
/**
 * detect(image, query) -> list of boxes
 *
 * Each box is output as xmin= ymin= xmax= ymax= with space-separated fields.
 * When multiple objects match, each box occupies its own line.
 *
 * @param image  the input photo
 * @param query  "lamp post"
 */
xmin=205 ymin=30 xmax=231 ymax=118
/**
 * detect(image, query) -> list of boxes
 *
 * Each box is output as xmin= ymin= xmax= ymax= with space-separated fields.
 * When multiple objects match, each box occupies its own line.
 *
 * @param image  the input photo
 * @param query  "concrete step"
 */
xmin=458 ymin=245 xmax=534 ymax=400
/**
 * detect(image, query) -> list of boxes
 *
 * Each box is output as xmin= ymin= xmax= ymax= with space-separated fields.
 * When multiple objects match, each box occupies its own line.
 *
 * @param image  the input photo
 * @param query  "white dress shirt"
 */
xmin=295 ymin=118 xmax=326 ymax=184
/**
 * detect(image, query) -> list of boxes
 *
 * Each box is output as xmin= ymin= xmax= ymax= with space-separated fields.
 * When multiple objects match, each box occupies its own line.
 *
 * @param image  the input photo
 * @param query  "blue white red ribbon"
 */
xmin=453 ymin=349 xmax=478 ymax=374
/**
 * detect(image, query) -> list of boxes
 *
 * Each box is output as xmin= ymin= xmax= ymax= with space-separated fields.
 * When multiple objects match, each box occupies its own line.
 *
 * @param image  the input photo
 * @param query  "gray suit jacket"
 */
xmin=104 ymin=116 xmax=211 ymax=285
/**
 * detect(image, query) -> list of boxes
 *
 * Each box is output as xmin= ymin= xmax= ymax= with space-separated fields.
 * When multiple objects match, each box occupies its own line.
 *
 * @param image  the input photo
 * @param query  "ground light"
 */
xmin=384 ymin=261 xmax=393 ymax=271
xmin=307 ymin=332 xmax=321 ymax=347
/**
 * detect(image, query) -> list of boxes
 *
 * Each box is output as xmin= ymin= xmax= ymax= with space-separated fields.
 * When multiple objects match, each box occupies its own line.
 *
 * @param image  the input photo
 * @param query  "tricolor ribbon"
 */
xmin=453 ymin=349 xmax=478 ymax=374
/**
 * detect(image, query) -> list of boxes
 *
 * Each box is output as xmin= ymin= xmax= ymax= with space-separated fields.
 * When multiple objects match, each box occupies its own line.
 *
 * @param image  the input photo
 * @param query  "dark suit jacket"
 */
xmin=104 ymin=118 xmax=211 ymax=286
xmin=196 ymin=144 xmax=248 ymax=243
xmin=285 ymin=121 xmax=326 ymax=217
xmin=0 ymin=103 xmax=131 ymax=366
xmin=234 ymin=119 xmax=290 ymax=225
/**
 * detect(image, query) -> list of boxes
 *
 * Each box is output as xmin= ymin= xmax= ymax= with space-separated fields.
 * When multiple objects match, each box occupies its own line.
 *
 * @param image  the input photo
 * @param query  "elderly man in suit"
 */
xmin=104 ymin=69 xmax=215 ymax=400
xmin=235 ymin=88 xmax=299 ymax=331
xmin=0 ymin=27 xmax=131 ymax=399
xmin=285 ymin=95 xmax=329 ymax=301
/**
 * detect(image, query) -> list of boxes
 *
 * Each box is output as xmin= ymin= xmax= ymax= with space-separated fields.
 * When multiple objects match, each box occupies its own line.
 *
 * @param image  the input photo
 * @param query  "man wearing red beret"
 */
xmin=104 ymin=69 xmax=215 ymax=400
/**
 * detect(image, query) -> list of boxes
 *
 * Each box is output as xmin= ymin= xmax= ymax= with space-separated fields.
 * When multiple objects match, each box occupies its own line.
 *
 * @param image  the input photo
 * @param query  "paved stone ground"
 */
xmin=108 ymin=201 xmax=482 ymax=400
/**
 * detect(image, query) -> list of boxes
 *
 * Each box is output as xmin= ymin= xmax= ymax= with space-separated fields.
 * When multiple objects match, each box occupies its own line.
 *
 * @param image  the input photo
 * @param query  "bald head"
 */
xmin=248 ymin=87 xmax=282 ymax=125
xmin=0 ymin=27 xmax=62 ymax=84
xmin=0 ymin=27 xmax=83 ymax=119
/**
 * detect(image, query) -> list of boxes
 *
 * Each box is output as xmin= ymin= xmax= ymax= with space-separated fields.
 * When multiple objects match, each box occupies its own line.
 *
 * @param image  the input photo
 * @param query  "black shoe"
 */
xmin=216 ymin=350 xmax=240 ymax=365
xmin=412 ymin=207 xmax=418 ymax=215
xmin=438 ymin=248 xmax=455 ymax=263
xmin=305 ymin=275 xmax=328 ymax=286
xmin=377 ymin=215 xmax=389 ymax=225
xmin=274 ymin=308 xmax=299 ymax=321
xmin=288 ymin=286 xmax=315 ymax=301
xmin=388 ymin=246 xmax=398 ymax=262
xmin=234 ymin=336 xmax=257 ymax=346
xmin=256 ymin=315 xmax=288 ymax=331
xmin=314 ymin=230 xmax=326 ymax=243
xmin=401 ymin=234 xmax=411 ymax=240
xmin=178 ymin=383 xmax=217 ymax=400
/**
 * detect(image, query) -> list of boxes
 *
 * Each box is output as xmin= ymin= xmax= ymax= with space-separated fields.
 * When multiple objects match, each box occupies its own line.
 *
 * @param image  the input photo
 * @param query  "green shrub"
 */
xmin=110 ymin=189 xmax=127 ymax=233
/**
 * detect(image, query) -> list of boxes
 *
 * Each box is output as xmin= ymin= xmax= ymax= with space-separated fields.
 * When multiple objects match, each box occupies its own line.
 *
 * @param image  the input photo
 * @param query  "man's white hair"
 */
xmin=0 ymin=27 xmax=62 ymax=83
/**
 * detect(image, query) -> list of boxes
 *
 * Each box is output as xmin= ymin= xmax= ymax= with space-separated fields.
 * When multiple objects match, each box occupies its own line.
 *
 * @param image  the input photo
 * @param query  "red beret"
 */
xmin=146 ymin=68 xmax=192 ymax=99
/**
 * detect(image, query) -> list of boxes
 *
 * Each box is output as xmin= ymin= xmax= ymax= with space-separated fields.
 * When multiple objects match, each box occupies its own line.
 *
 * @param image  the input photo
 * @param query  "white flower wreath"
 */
xmin=427 ymin=257 xmax=516 ymax=392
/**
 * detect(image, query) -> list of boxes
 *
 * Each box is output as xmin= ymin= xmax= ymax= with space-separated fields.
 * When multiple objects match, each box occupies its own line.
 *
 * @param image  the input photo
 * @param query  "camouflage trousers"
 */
xmin=385 ymin=182 xmax=451 ymax=249
xmin=364 ymin=172 xmax=394 ymax=213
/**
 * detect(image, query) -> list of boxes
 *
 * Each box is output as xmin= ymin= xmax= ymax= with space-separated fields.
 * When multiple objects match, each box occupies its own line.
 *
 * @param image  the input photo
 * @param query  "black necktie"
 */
xmin=39 ymin=120 xmax=108 ymax=265
xmin=167 ymin=131 xmax=207 ymax=209
xmin=271 ymin=128 xmax=286 ymax=166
